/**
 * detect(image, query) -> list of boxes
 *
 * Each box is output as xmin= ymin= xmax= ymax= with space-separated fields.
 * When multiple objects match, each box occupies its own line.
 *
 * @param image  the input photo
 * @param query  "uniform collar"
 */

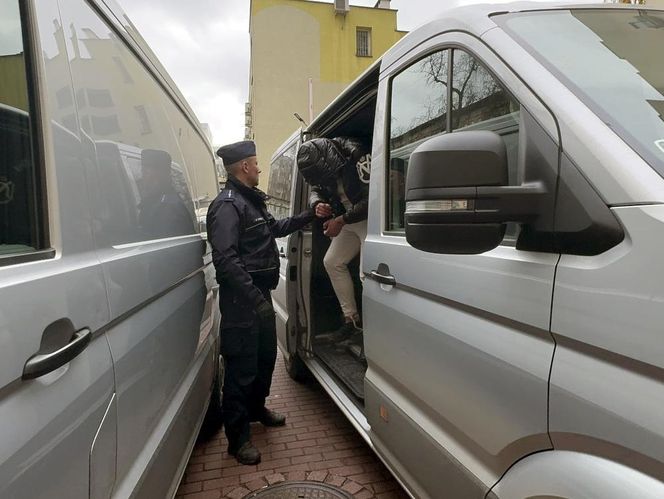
xmin=227 ymin=175 xmax=269 ymax=203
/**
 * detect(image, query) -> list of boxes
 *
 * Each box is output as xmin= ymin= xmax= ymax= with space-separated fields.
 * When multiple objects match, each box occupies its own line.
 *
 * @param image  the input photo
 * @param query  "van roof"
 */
xmin=306 ymin=1 xmax=652 ymax=136
xmin=382 ymin=2 xmax=655 ymax=69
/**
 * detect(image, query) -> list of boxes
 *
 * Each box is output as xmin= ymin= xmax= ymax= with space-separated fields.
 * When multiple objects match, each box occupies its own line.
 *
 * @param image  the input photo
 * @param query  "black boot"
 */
xmin=231 ymin=441 xmax=261 ymax=465
xmin=258 ymin=408 xmax=286 ymax=427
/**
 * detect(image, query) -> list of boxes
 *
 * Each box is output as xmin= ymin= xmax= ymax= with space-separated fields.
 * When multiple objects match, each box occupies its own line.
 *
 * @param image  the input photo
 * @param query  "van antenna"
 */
xmin=294 ymin=112 xmax=308 ymax=127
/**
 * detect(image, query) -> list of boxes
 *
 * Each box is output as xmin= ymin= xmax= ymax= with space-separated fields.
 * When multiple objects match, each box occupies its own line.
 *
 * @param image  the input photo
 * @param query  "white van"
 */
xmin=0 ymin=0 xmax=220 ymax=497
xmin=269 ymin=3 xmax=664 ymax=498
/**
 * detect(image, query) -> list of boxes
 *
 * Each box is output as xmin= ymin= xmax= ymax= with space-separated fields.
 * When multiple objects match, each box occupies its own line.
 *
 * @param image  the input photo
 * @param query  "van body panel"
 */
xmin=1 ymin=3 xmax=115 ymax=494
xmin=492 ymin=450 xmax=664 ymax=499
xmin=52 ymin=1 xmax=218 ymax=495
xmin=0 ymin=0 xmax=219 ymax=497
xmin=365 ymin=379 xmax=485 ymax=499
xmin=90 ymin=393 xmax=117 ymax=499
xmin=550 ymin=204 xmax=664 ymax=481
xmin=116 ymin=332 xmax=215 ymax=499
xmin=362 ymin=28 xmax=559 ymax=491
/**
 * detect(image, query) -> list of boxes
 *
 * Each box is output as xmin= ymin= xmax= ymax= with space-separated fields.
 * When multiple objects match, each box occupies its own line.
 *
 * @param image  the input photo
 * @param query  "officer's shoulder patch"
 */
xmin=222 ymin=189 xmax=235 ymax=202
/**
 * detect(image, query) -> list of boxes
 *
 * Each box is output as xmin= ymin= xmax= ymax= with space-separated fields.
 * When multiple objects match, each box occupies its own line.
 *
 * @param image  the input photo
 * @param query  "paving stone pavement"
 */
xmin=176 ymin=354 xmax=409 ymax=499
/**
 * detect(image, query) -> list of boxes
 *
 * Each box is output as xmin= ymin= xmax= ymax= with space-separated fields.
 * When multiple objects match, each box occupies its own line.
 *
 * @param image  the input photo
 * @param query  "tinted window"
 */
xmin=0 ymin=0 xmax=42 ymax=256
xmin=267 ymin=142 xmax=296 ymax=220
xmin=388 ymin=50 xmax=449 ymax=231
xmin=497 ymin=9 xmax=664 ymax=179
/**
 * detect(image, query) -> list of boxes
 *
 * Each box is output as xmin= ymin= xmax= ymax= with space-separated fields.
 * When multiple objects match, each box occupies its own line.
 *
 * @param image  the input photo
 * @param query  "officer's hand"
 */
xmin=315 ymin=203 xmax=332 ymax=218
xmin=256 ymin=300 xmax=275 ymax=326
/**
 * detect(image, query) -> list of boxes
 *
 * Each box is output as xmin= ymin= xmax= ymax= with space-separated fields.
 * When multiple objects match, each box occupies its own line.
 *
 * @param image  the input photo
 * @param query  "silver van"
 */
xmin=0 ymin=0 xmax=221 ymax=497
xmin=270 ymin=3 xmax=664 ymax=498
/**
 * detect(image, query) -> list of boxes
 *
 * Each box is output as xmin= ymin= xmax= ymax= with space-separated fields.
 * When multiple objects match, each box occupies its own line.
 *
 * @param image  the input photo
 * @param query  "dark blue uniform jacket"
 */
xmin=207 ymin=175 xmax=313 ymax=329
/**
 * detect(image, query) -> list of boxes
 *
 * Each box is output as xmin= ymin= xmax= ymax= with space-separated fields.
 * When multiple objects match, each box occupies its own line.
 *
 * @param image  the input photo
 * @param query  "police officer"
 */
xmin=207 ymin=140 xmax=317 ymax=465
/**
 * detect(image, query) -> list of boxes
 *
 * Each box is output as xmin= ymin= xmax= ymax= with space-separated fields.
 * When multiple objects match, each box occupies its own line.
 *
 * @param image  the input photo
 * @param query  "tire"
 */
xmin=199 ymin=351 xmax=224 ymax=441
xmin=284 ymin=350 xmax=309 ymax=382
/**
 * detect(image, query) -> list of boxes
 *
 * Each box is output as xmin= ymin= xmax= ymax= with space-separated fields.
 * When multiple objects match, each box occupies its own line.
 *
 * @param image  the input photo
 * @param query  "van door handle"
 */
xmin=370 ymin=263 xmax=396 ymax=286
xmin=23 ymin=326 xmax=92 ymax=380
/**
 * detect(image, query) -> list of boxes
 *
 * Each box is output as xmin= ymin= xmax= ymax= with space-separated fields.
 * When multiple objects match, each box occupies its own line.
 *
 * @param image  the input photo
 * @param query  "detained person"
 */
xmin=296 ymin=137 xmax=370 ymax=342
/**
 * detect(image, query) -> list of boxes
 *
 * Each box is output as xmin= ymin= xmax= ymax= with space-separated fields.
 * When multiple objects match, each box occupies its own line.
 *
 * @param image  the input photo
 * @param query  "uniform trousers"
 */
xmin=220 ymin=292 xmax=276 ymax=453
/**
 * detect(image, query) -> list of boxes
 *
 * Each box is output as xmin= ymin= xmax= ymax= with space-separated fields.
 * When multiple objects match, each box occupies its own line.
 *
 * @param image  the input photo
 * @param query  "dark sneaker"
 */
xmin=232 ymin=441 xmax=261 ymax=465
xmin=327 ymin=319 xmax=362 ymax=343
xmin=259 ymin=408 xmax=286 ymax=427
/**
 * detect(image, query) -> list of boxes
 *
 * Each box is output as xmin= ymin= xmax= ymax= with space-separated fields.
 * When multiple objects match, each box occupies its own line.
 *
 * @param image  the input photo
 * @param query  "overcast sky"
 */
xmin=117 ymin=0 xmax=591 ymax=146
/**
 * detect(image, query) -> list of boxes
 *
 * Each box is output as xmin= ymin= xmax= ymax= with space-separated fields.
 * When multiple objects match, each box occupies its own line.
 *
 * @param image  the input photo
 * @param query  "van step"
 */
xmin=314 ymin=341 xmax=367 ymax=400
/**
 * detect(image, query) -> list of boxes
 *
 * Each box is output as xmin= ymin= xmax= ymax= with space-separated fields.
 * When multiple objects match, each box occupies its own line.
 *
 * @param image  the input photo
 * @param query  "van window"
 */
xmin=388 ymin=50 xmax=449 ymax=232
xmin=0 ymin=0 xmax=42 ymax=256
xmin=387 ymin=48 xmax=521 ymax=237
xmin=451 ymin=50 xmax=521 ymax=240
xmin=267 ymin=142 xmax=297 ymax=219
xmin=58 ymin=0 xmax=198 ymax=244
xmin=451 ymin=50 xmax=520 ymax=184
xmin=496 ymin=9 xmax=664 ymax=180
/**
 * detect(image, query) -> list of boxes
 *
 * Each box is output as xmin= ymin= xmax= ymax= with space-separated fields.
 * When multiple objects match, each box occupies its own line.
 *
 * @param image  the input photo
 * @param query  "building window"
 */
xmin=113 ymin=56 xmax=134 ymax=84
xmin=91 ymin=114 xmax=121 ymax=136
xmin=134 ymin=105 xmax=152 ymax=134
xmin=86 ymin=88 xmax=114 ymax=108
xmin=356 ymin=28 xmax=372 ymax=57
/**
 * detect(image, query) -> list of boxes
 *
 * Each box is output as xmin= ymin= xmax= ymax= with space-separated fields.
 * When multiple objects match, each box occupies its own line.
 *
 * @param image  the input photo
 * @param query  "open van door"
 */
xmin=267 ymin=133 xmax=306 ymax=376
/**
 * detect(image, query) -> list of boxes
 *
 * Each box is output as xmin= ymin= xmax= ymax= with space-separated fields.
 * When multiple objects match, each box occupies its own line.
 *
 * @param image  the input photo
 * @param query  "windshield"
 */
xmin=496 ymin=9 xmax=664 ymax=177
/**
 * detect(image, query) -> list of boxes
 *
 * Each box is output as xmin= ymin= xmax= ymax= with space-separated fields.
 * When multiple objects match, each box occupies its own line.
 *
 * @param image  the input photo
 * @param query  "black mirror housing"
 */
xmin=405 ymin=131 xmax=511 ymax=254
xmin=406 ymin=131 xmax=508 ymax=192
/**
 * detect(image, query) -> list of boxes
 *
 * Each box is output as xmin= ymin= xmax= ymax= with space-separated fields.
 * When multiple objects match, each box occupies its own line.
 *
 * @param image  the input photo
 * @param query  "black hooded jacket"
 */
xmin=206 ymin=175 xmax=314 ymax=328
xmin=296 ymin=137 xmax=370 ymax=225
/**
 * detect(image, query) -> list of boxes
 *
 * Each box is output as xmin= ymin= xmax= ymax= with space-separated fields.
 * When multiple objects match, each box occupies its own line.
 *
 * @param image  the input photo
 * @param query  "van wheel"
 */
xmin=285 ymin=351 xmax=309 ymax=382
xmin=199 ymin=352 xmax=224 ymax=441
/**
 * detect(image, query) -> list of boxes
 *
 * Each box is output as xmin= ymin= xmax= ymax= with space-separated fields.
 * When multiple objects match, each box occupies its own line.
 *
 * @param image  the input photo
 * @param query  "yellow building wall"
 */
xmin=0 ymin=54 xmax=29 ymax=112
xmin=249 ymin=0 xmax=406 ymax=190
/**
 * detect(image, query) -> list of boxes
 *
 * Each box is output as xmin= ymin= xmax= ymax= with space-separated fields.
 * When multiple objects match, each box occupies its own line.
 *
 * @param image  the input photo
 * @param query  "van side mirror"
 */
xmin=405 ymin=131 xmax=544 ymax=254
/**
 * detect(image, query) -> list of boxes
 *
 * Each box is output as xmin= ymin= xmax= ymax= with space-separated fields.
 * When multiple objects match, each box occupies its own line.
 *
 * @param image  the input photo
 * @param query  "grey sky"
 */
xmin=0 ymin=0 xmax=22 ymax=55
xmin=117 ymin=0 xmax=593 ymax=146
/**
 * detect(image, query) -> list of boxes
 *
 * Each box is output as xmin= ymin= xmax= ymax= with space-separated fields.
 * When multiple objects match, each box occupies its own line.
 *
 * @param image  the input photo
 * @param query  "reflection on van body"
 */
xmin=0 ymin=0 xmax=220 ymax=498
xmin=271 ymin=4 xmax=664 ymax=499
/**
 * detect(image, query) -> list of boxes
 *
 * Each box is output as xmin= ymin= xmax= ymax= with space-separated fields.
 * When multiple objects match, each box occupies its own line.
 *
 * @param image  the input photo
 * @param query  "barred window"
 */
xmin=356 ymin=28 xmax=371 ymax=57
xmin=135 ymin=105 xmax=151 ymax=134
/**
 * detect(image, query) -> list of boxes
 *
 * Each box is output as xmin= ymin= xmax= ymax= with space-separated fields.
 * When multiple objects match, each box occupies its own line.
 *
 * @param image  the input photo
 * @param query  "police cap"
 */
xmin=216 ymin=140 xmax=256 ymax=166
